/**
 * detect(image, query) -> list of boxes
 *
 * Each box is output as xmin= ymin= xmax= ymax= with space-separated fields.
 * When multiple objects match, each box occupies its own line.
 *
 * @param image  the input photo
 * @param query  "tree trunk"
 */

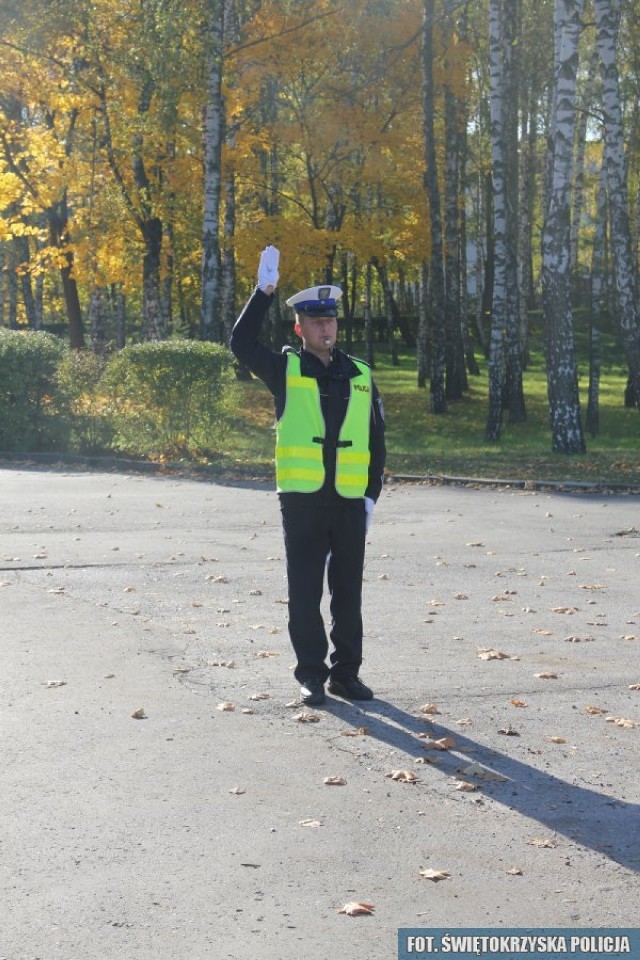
xmin=417 ymin=262 xmax=429 ymax=388
xmin=443 ymin=28 xmax=466 ymax=402
xmin=141 ymin=217 xmax=165 ymax=341
xmin=485 ymin=0 xmax=507 ymax=441
xmin=364 ymin=260 xmax=375 ymax=368
xmin=200 ymin=0 xmax=225 ymax=342
xmin=541 ymin=0 xmax=585 ymax=454
xmin=422 ymin=0 xmax=447 ymax=413
xmin=13 ymin=235 xmax=39 ymax=330
xmin=594 ymin=0 xmax=640 ymax=409
xmin=586 ymin=159 xmax=607 ymax=437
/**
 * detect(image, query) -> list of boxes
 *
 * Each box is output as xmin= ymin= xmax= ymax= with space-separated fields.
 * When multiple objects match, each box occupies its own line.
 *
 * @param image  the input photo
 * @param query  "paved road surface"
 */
xmin=1 ymin=466 xmax=639 ymax=959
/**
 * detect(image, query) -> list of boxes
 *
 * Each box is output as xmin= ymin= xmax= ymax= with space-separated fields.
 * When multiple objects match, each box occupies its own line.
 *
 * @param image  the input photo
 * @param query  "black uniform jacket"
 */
xmin=230 ymin=287 xmax=386 ymax=503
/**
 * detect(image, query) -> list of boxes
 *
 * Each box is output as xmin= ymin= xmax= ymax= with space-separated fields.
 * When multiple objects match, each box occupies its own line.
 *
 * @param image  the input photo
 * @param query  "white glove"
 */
xmin=364 ymin=496 xmax=375 ymax=534
xmin=258 ymin=245 xmax=280 ymax=292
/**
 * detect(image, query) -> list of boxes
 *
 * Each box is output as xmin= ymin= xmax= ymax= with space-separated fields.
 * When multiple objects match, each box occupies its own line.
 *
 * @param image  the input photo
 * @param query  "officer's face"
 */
xmin=295 ymin=314 xmax=338 ymax=359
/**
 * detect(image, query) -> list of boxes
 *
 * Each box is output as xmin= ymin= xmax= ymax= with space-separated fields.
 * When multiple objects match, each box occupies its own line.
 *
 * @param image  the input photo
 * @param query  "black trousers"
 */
xmin=279 ymin=494 xmax=367 ymax=684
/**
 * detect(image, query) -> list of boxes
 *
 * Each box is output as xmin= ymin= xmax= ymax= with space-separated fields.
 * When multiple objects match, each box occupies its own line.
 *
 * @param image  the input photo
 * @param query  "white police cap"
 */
xmin=285 ymin=285 xmax=343 ymax=316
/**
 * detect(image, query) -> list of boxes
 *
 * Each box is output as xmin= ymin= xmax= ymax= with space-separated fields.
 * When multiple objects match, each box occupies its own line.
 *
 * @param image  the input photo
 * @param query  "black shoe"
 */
xmin=300 ymin=677 xmax=326 ymax=706
xmin=328 ymin=676 xmax=374 ymax=700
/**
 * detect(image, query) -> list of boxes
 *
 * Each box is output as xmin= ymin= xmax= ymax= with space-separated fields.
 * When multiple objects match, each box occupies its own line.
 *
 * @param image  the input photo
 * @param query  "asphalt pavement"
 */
xmin=1 ymin=465 xmax=639 ymax=960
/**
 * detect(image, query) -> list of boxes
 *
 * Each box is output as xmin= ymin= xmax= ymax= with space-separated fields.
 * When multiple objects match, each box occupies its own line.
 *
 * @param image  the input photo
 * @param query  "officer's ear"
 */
xmin=294 ymin=318 xmax=303 ymax=338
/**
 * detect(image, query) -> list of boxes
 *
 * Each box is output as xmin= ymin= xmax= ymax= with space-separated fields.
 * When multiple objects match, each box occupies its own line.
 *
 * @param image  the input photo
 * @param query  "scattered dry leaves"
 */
xmin=605 ymin=716 xmax=636 ymax=728
xmin=454 ymin=780 xmax=478 ymax=792
xmin=385 ymin=770 xmax=420 ymax=783
xmin=419 ymin=869 xmax=450 ymax=882
xmin=419 ymin=736 xmax=456 ymax=751
xmin=337 ymin=902 xmax=374 ymax=916
xmin=294 ymin=712 xmax=321 ymax=723
xmin=528 ymin=836 xmax=558 ymax=848
xmin=477 ymin=648 xmax=520 ymax=661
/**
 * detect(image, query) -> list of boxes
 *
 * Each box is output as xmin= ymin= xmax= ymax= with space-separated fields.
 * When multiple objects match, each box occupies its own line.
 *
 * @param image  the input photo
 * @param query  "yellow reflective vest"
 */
xmin=275 ymin=352 xmax=372 ymax=497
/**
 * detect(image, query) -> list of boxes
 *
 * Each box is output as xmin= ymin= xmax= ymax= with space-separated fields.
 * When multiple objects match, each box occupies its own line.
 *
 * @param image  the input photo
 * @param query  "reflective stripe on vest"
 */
xmin=276 ymin=353 xmax=371 ymax=497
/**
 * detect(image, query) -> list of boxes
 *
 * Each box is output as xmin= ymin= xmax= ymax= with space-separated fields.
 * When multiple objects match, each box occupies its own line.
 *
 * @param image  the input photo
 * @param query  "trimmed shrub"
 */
xmin=103 ymin=340 xmax=235 ymax=457
xmin=0 ymin=330 xmax=70 ymax=451
xmin=55 ymin=349 xmax=116 ymax=453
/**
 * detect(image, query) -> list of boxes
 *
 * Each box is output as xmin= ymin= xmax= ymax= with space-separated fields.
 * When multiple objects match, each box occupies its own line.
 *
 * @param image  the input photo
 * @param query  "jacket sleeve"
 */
xmin=365 ymin=380 xmax=386 ymax=502
xmin=229 ymin=287 xmax=285 ymax=397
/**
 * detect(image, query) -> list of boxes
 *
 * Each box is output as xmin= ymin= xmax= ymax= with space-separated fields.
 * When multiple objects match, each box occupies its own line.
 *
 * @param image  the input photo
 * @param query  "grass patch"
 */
xmin=223 ymin=339 xmax=640 ymax=486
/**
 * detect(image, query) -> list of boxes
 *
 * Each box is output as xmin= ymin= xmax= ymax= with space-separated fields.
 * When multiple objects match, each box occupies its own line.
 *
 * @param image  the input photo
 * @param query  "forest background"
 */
xmin=1 ymin=0 xmax=640 ymax=484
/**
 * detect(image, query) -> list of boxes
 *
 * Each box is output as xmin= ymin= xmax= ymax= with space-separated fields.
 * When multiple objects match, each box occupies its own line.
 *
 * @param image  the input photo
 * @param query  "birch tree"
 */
xmin=422 ymin=0 xmax=447 ymax=414
xmin=541 ymin=0 xmax=585 ymax=453
xmin=594 ymin=0 xmax=640 ymax=409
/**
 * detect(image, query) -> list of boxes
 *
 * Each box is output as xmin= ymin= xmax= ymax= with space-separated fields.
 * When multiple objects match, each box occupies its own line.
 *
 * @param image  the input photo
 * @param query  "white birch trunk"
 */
xmin=594 ymin=0 xmax=640 ymax=407
xmin=485 ymin=0 xmax=506 ymax=440
xmin=541 ymin=0 xmax=585 ymax=453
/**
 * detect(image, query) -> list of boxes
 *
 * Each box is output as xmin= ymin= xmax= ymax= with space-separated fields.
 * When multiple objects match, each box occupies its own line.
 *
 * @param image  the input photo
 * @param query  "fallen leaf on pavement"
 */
xmin=217 ymin=702 xmax=235 ymax=711
xmin=535 ymin=672 xmax=558 ymax=680
xmin=341 ymin=727 xmax=369 ymax=736
xmin=229 ymin=786 xmax=245 ymax=795
xmin=44 ymin=680 xmax=67 ymax=688
xmin=419 ymin=703 xmax=441 ymax=715
xmin=511 ymin=699 xmax=528 ymax=707
xmin=528 ymin=836 xmax=557 ymax=848
xmin=419 ymin=869 xmax=450 ymax=881
xmin=249 ymin=692 xmax=270 ymax=701
xmin=241 ymin=708 xmax=255 ymax=714
xmin=629 ymin=684 xmax=640 ymax=690
xmin=605 ymin=716 xmax=636 ymax=728
xmin=552 ymin=606 xmax=578 ymax=614
xmin=506 ymin=867 xmax=523 ymax=876
xmin=337 ymin=902 xmax=374 ymax=916
xmin=385 ymin=770 xmax=420 ymax=783
xmin=131 ymin=707 xmax=147 ymax=719
xmin=545 ymin=736 xmax=567 ymax=744
xmin=324 ymin=776 xmax=347 ymax=786
xmin=298 ymin=819 xmax=322 ymax=827
xmin=498 ymin=726 xmax=519 ymax=736
xmin=256 ymin=650 xmax=279 ymax=658
xmin=584 ymin=705 xmax=607 ymax=715
xmin=454 ymin=780 xmax=478 ymax=792
xmin=477 ymin=648 xmax=520 ymax=660
xmin=294 ymin=712 xmax=321 ymax=723
xmin=419 ymin=736 xmax=456 ymax=751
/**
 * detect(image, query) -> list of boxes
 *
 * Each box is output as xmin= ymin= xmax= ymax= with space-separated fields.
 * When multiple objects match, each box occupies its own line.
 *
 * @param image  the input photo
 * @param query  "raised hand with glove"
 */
xmin=257 ymin=245 xmax=280 ymax=294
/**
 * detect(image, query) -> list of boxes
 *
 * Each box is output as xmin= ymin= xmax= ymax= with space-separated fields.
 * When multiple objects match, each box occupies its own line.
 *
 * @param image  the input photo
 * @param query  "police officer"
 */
xmin=230 ymin=247 xmax=386 ymax=705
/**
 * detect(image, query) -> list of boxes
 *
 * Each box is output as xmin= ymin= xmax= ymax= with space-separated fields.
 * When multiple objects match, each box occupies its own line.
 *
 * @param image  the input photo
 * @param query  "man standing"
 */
xmin=230 ymin=246 xmax=386 ymax=706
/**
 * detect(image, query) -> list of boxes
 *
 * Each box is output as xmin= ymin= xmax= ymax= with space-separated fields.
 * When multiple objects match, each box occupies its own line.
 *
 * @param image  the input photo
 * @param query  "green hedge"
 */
xmin=101 ymin=340 xmax=235 ymax=457
xmin=0 ymin=330 xmax=70 ymax=451
xmin=0 ymin=333 xmax=236 ymax=458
